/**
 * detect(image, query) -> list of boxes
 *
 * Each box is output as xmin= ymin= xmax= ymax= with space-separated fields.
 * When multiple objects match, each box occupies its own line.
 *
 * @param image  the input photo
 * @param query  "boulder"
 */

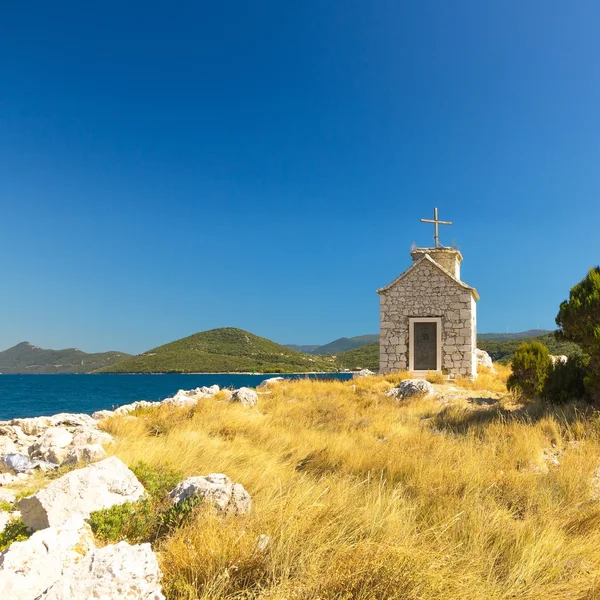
xmin=48 ymin=413 xmax=97 ymax=429
xmin=386 ymin=379 xmax=434 ymax=400
xmin=1 ymin=453 xmax=33 ymax=475
xmin=38 ymin=541 xmax=165 ymax=600
xmin=29 ymin=428 xmax=74 ymax=464
xmin=352 ymin=369 xmax=376 ymax=378
xmin=70 ymin=427 xmax=113 ymax=447
xmin=0 ymin=515 xmax=94 ymax=600
xmin=18 ymin=456 xmax=145 ymax=530
xmin=114 ymin=400 xmax=158 ymax=416
xmin=258 ymin=377 xmax=285 ymax=388
xmin=9 ymin=417 xmax=52 ymax=437
xmin=91 ymin=409 xmax=116 ymax=420
xmin=229 ymin=387 xmax=258 ymax=408
xmin=551 ymin=355 xmax=568 ymax=365
xmin=0 ymin=437 xmax=18 ymax=456
xmin=61 ymin=444 xmax=107 ymax=466
xmin=475 ymin=349 xmax=494 ymax=371
xmin=162 ymin=389 xmax=199 ymax=407
xmin=168 ymin=474 xmax=251 ymax=514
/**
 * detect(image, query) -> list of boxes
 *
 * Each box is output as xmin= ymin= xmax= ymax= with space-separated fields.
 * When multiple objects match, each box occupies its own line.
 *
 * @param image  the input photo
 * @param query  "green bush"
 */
xmin=0 ymin=518 xmax=30 ymax=551
xmin=507 ymin=341 xmax=553 ymax=398
xmin=131 ymin=461 xmax=183 ymax=499
xmin=543 ymin=355 xmax=588 ymax=404
xmin=556 ymin=267 xmax=600 ymax=400
xmin=88 ymin=499 xmax=158 ymax=544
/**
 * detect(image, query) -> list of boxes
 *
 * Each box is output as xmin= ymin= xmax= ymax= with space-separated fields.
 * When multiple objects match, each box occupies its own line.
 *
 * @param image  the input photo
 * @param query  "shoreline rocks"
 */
xmin=18 ymin=456 xmax=145 ymax=530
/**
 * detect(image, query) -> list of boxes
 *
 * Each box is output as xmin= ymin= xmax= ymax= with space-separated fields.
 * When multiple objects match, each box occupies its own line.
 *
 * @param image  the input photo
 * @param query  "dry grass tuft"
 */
xmin=98 ymin=374 xmax=600 ymax=599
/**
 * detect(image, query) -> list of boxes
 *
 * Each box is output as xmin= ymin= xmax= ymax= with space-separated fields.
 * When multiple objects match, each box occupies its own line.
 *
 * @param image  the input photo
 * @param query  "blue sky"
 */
xmin=2 ymin=1 xmax=600 ymax=353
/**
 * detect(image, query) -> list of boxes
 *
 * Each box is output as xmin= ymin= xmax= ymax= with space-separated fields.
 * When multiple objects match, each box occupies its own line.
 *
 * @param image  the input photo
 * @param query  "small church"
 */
xmin=377 ymin=209 xmax=479 ymax=378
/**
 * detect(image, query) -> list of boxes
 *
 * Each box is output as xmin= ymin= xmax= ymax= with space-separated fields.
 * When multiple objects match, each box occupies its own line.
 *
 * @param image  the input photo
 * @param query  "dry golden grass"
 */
xmin=100 ymin=371 xmax=600 ymax=599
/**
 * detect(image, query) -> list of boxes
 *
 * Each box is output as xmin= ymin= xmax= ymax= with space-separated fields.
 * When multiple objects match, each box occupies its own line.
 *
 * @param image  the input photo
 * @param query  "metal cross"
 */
xmin=420 ymin=207 xmax=452 ymax=248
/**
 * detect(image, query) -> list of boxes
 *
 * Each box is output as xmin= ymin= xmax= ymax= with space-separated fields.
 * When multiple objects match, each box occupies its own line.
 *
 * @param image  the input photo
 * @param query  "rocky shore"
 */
xmin=0 ymin=382 xmax=263 ymax=599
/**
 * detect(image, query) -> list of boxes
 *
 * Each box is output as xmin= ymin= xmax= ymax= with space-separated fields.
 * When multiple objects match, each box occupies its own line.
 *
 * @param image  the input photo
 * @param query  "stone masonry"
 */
xmin=377 ymin=248 xmax=479 ymax=378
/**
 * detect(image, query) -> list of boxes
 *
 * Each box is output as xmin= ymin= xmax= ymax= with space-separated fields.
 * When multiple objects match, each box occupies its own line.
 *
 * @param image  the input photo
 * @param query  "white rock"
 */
xmin=18 ymin=456 xmax=145 ymax=531
xmin=91 ymin=409 xmax=116 ymax=420
xmin=229 ymin=387 xmax=258 ymax=408
xmin=38 ymin=541 xmax=165 ymax=600
xmin=168 ymin=474 xmax=251 ymax=514
xmin=48 ymin=413 xmax=97 ymax=429
xmin=258 ymin=377 xmax=285 ymax=388
xmin=70 ymin=427 xmax=113 ymax=447
xmin=29 ymin=428 xmax=74 ymax=464
xmin=61 ymin=444 xmax=107 ymax=466
xmin=9 ymin=417 xmax=53 ymax=436
xmin=162 ymin=389 xmax=199 ymax=407
xmin=386 ymin=379 xmax=434 ymax=400
xmin=114 ymin=400 xmax=158 ymax=416
xmin=352 ymin=369 xmax=376 ymax=378
xmin=256 ymin=533 xmax=271 ymax=552
xmin=0 ymin=473 xmax=17 ymax=486
xmin=551 ymin=355 xmax=568 ymax=365
xmin=0 ymin=437 xmax=18 ymax=456
xmin=475 ymin=349 xmax=494 ymax=371
xmin=0 ymin=515 xmax=94 ymax=600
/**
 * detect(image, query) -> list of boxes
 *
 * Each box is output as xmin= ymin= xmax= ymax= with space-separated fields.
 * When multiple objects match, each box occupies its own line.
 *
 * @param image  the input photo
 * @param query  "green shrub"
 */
xmin=88 ymin=499 xmax=158 ymax=544
xmin=131 ymin=461 xmax=183 ymax=499
xmin=543 ymin=355 xmax=588 ymax=404
xmin=556 ymin=267 xmax=600 ymax=400
xmin=0 ymin=518 xmax=30 ymax=551
xmin=507 ymin=341 xmax=553 ymax=398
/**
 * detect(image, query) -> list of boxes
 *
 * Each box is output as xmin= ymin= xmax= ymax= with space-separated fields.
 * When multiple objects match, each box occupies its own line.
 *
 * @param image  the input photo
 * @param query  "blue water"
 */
xmin=0 ymin=373 xmax=353 ymax=420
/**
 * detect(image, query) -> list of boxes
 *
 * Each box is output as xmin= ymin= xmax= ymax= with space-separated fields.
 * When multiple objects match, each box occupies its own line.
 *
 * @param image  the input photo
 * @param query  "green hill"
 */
xmin=477 ymin=329 xmax=551 ymax=341
xmin=286 ymin=334 xmax=380 ymax=355
xmin=101 ymin=328 xmax=339 ymax=373
xmin=0 ymin=342 xmax=130 ymax=374
xmin=477 ymin=332 xmax=581 ymax=364
xmin=336 ymin=342 xmax=379 ymax=371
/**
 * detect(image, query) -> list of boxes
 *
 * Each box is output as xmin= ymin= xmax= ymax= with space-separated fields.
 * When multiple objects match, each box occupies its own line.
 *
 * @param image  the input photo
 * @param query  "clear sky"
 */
xmin=2 ymin=1 xmax=600 ymax=353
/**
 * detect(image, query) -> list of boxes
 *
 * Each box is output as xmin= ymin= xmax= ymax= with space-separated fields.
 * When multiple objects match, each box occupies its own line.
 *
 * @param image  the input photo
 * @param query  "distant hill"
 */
xmin=286 ymin=334 xmax=380 ymax=356
xmin=478 ymin=330 xmax=551 ymax=341
xmin=336 ymin=342 xmax=379 ymax=371
xmin=101 ymin=328 xmax=339 ymax=374
xmin=477 ymin=333 xmax=581 ymax=364
xmin=285 ymin=344 xmax=321 ymax=353
xmin=0 ymin=342 xmax=130 ymax=374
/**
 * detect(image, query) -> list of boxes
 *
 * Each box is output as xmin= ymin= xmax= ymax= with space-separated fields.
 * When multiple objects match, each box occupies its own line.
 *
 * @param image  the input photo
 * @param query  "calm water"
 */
xmin=0 ymin=373 xmax=353 ymax=420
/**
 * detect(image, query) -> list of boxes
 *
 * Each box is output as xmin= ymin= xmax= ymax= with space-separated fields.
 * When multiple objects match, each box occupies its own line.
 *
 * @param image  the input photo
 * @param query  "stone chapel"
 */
xmin=377 ymin=210 xmax=479 ymax=378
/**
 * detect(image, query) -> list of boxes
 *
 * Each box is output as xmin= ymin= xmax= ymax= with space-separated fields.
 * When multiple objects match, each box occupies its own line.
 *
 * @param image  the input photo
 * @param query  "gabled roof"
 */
xmin=376 ymin=253 xmax=479 ymax=300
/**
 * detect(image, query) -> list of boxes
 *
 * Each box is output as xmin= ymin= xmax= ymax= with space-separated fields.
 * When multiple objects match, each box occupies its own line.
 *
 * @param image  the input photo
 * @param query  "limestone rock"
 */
xmin=18 ymin=456 xmax=145 ymax=530
xmin=258 ymin=377 xmax=285 ymax=388
xmin=70 ymin=427 xmax=113 ymax=447
xmin=168 ymin=474 xmax=251 ymax=514
xmin=475 ymin=349 xmax=494 ymax=370
xmin=114 ymin=400 xmax=158 ymax=416
xmin=1 ymin=453 xmax=33 ymax=475
xmin=352 ymin=369 xmax=376 ymax=378
xmin=0 ymin=437 xmax=18 ymax=456
xmin=29 ymin=428 xmax=74 ymax=464
xmin=91 ymin=409 xmax=116 ymax=420
xmin=39 ymin=541 xmax=165 ymax=600
xmin=48 ymin=413 xmax=97 ymax=429
xmin=9 ymin=417 xmax=53 ymax=436
xmin=551 ymin=355 xmax=568 ymax=365
xmin=0 ymin=515 xmax=94 ymax=600
xmin=229 ymin=387 xmax=258 ymax=408
xmin=61 ymin=444 xmax=107 ymax=466
xmin=387 ymin=379 xmax=434 ymax=400
xmin=162 ymin=389 xmax=200 ymax=407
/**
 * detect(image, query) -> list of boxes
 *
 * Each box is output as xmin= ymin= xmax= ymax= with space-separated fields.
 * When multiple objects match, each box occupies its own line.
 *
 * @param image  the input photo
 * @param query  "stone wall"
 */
xmin=379 ymin=258 xmax=477 ymax=377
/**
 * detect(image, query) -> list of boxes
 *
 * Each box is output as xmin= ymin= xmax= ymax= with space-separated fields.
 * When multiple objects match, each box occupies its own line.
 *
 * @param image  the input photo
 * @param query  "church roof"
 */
xmin=376 ymin=253 xmax=479 ymax=300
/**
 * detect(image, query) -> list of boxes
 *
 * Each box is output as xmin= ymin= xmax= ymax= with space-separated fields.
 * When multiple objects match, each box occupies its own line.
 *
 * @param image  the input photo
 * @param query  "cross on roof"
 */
xmin=420 ymin=207 xmax=452 ymax=248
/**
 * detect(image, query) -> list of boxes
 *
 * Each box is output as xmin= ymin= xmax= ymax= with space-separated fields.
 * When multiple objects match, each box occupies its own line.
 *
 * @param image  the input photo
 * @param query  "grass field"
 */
xmin=91 ymin=368 xmax=600 ymax=598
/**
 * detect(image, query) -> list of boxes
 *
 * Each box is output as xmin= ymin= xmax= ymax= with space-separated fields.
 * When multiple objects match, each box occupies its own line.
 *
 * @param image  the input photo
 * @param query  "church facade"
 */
xmin=377 ymin=247 xmax=479 ymax=378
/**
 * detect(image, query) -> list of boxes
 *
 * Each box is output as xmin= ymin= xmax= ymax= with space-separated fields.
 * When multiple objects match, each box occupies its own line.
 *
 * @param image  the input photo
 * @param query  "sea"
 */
xmin=0 ymin=373 xmax=353 ymax=421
